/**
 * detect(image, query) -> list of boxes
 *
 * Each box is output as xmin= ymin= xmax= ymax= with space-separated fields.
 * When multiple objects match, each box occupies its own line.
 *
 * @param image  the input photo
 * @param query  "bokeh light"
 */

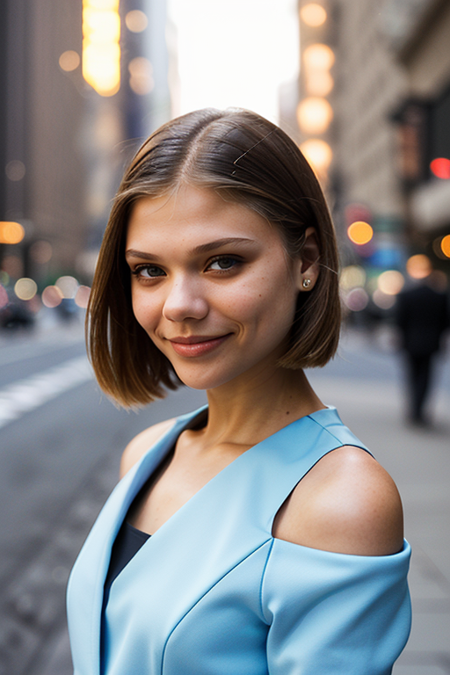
xmin=303 ymin=44 xmax=335 ymax=71
xmin=82 ymin=0 xmax=121 ymax=96
xmin=406 ymin=254 xmax=431 ymax=279
xmin=59 ymin=50 xmax=80 ymax=72
xmin=305 ymin=71 xmax=334 ymax=96
xmin=42 ymin=285 xmax=64 ymax=308
xmin=56 ymin=276 xmax=79 ymax=299
xmin=343 ymin=287 xmax=369 ymax=312
xmin=5 ymin=160 xmax=26 ymax=181
xmin=0 ymin=285 xmax=8 ymax=309
xmin=299 ymin=139 xmax=333 ymax=175
xmin=377 ymin=270 xmax=404 ymax=295
xmin=300 ymin=3 xmax=327 ymax=27
xmin=0 ymin=271 xmax=9 ymax=286
xmin=430 ymin=157 xmax=450 ymax=180
xmin=440 ymin=234 xmax=450 ymax=258
xmin=75 ymin=285 xmax=91 ymax=309
xmin=0 ymin=221 xmax=25 ymax=244
xmin=296 ymin=97 xmax=333 ymax=135
xmin=372 ymin=289 xmax=396 ymax=310
xmin=14 ymin=278 xmax=38 ymax=301
xmin=128 ymin=57 xmax=154 ymax=95
xmin=340 ymin=265 xmax=366 ymax=291
xmin=347 ymin=221 xmax=373 ymax=245
xmin=1 ymin=255 xmax=23 ymax=278
xmin=125 ymin=10 xmax=148 ymax=32
xmin=30 ymin=240 xmax=53 ymax=264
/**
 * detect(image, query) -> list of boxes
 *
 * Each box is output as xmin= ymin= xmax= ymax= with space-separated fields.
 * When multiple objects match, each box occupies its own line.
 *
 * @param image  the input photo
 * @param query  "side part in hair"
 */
xmin=87 ymin=108 xmax=341 ymax=407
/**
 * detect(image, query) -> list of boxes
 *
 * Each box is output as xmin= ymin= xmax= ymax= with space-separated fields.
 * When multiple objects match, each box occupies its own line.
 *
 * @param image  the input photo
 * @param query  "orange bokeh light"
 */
xmin=303 ymin=44 xmax=335 ymax=71
xmin=430 ymin=157 xmax=450 ymax=180
xmin=296 ymin=97 xmax=333 ymax=135
xmin=300 ymin=3 xmax=327 ymax=27
xmin=347 ymin=221 xmax=373 ymax=245
xmin=305 ymin=71 xmax=334 ymax=97
xmin=440 ymin=235 xmax=450 ymax=258
xmin=299 ymin=139 xmax=333 ymax=176
xmin=59 ymin=50 xmax=80 ymax=72
xmin=406 ymin=254 xmax=431 ymax=279
xmin=0 ymin=221 xmax=25 ymax=245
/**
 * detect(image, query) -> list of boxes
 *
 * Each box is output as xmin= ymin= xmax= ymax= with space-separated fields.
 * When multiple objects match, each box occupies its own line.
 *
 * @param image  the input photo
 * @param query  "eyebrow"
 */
xmin=125 ymin=237 xmax=255 ymax=261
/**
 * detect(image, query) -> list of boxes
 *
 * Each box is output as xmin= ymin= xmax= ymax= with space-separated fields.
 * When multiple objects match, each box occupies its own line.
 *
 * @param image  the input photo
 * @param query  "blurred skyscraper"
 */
xmin=296 ymin=0 xmax=450 ymax=317
xmin=0 ymin=0 xmax=171 ymax=287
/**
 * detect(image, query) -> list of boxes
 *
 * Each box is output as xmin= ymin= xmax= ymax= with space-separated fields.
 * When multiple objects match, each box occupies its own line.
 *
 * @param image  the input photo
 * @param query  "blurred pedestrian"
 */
xmin=396 ymin=268 xmax=449 ymax=425
xmin=67 ymin=109 xmax=411 ymax=674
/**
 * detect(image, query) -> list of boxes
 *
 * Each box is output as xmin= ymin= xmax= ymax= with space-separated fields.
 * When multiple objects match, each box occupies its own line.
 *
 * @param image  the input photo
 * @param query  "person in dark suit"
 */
xmin=396 ymin=272 xmax=449 ymax=425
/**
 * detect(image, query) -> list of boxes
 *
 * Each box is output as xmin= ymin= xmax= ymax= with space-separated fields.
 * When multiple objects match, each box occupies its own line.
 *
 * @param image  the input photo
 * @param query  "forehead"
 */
xmin=125 ymin=185 xmax=281 ymax=246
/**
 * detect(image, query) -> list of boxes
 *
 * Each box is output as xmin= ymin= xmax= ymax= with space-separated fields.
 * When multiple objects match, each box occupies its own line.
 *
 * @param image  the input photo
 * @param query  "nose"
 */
xmin=162 ymin=274 xmax=209 ymax=323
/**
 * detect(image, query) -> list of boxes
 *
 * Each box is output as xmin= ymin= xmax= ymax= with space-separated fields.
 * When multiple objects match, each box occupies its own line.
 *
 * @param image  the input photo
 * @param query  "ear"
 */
xmin=294 ymin=226 xmax=320 ymax=292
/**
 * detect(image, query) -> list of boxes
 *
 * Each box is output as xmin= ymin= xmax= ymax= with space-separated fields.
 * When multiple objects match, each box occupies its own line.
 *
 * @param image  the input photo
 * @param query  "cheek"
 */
xmin=131 ymin=290 xmax=159 ymax=332
xmin=225 ymin=274 xmax=298 ymax=329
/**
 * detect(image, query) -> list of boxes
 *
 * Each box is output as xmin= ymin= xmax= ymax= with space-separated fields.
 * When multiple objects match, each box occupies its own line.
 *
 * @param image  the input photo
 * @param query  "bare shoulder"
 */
xmin=273 ymin=445 xmax=404 ymax=556
xmin=119 ymin=418 xmax=177 ymax=478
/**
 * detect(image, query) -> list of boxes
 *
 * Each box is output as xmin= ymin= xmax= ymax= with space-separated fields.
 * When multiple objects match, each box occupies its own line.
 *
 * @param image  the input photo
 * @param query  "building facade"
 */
xmin=296 ymin=0 xmax=450 ymax=318
xmin=0 ymin=0 xmax=171 ymax=294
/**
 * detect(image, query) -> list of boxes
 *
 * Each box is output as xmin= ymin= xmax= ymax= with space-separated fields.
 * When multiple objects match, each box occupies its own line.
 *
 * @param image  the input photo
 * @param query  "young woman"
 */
xmin=67 ymin=108 xmax=411 ymax=674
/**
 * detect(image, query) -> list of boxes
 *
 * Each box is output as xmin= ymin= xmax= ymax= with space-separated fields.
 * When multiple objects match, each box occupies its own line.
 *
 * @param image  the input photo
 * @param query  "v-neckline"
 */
xmin=128 ymin=404 xmax=331 ymax=540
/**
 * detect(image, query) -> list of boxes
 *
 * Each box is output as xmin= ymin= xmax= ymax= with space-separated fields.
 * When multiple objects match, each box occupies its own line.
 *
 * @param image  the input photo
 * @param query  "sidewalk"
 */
xmin=308 ymin=338 xmax=450 ymax=674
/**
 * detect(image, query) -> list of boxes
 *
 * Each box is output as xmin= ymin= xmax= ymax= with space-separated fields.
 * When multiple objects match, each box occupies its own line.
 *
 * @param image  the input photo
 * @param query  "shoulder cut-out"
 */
xmin=272 ymin=445 xmax=404 ymax=556
xmin=120 ymin=418 xmax=176 ymax=478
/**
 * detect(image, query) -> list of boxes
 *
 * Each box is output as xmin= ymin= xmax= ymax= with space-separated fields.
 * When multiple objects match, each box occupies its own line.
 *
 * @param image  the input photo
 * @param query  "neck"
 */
xmin=200 ymin=366 xmax=324 ymax=449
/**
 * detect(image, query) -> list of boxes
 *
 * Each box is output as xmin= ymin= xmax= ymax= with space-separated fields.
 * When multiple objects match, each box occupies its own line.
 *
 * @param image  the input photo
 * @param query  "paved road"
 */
xmin=0 ymin=321 xmax=206 ymax=675
xmin=0 ymin=322 xmax=449 ymax=674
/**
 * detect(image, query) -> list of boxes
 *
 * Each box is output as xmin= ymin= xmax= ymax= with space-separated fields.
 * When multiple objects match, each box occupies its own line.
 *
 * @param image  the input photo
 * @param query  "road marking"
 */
xmin=0 ymin=356 xmax=93 ymax=429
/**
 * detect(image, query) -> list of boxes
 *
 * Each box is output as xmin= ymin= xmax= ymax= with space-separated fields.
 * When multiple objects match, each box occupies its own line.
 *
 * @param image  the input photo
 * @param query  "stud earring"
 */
xmin=302 ymin=278 xmax=312 ymax=289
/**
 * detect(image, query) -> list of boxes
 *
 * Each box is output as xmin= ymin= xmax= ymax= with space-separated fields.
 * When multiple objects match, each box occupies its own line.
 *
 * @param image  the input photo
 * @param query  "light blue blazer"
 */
xmin=67 ymin=406 xmax=411 ymax=675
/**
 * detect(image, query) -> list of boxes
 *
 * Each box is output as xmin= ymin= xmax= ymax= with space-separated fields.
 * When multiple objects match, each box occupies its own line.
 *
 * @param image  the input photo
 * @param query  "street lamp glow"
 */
xmin=406 ymin=254 xmax=431 ymax=279
xmin=82 ymin=0 xmax=121 ymax=96
xmin=125 ymin=10 xmax=148 ymax=32
xmin=300 ymin=139 xmax=333 ymax=176
xmin=296 ymin=97 xmax=333 ymax=134
xmin=300 ymin=3 xmax=327 ymax=27
xmin=59 ymin=51 xmax=81 ymax=72
xmin=305 ymin=71 xmax=334 ymax=96
xmin=14 ymin=278 xmax=38 ymax=301
xmin=441 ymin=234 xmax=450 ymax=258
xmin=377 ymin=270 xmax=404 ymax=296
xmin=347 ymin=221 xmax=373 ymax=245
xmin=303 ymin=44 xmax=335 ymax=71
xmin=0 ymin=221 xmax=25 ymax=245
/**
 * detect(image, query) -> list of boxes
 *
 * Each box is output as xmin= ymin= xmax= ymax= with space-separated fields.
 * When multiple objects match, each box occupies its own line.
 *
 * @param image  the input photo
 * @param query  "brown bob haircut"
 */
xmin=87 ymin=108 xmax=341 ymax=407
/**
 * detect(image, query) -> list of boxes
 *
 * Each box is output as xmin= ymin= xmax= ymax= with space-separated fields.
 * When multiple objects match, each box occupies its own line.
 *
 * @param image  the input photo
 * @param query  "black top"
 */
xmin=101 ymin=521 xmax=150 ymax=671
xmin=103 ymin=521 xmax=151 ymax=604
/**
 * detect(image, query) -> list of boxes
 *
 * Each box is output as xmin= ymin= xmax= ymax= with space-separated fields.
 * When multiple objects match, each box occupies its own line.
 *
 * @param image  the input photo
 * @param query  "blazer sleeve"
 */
xmin=261 ymin=538 xmax=411 ymax=675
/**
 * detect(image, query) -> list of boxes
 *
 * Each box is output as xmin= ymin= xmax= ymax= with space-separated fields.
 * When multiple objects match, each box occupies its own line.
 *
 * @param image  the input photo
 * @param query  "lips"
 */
xmin=168 ymin=334 xmax=231 ymax=357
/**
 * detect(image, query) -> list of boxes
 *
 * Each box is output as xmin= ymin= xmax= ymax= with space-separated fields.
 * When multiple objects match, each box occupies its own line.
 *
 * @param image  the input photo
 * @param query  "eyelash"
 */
xmin=131 ymin=255 xmax=243 ymax=280
xmin=206 ymin=255 xmax=242 ymax=272
xmin=131 ymin=265 xmax=165 ymax=279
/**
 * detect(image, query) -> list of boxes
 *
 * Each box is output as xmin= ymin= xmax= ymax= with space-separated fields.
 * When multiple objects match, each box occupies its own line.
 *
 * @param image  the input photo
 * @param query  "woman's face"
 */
xmin=125 ymin=185 xmax=305 ymax=391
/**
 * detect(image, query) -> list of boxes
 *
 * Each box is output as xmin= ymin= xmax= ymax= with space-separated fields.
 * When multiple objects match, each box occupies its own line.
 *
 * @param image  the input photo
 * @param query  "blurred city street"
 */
xmin=1 ymin=1 xmax=450 ymax=672
xmin=0 ymin=322 xmax=449 ymax=674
